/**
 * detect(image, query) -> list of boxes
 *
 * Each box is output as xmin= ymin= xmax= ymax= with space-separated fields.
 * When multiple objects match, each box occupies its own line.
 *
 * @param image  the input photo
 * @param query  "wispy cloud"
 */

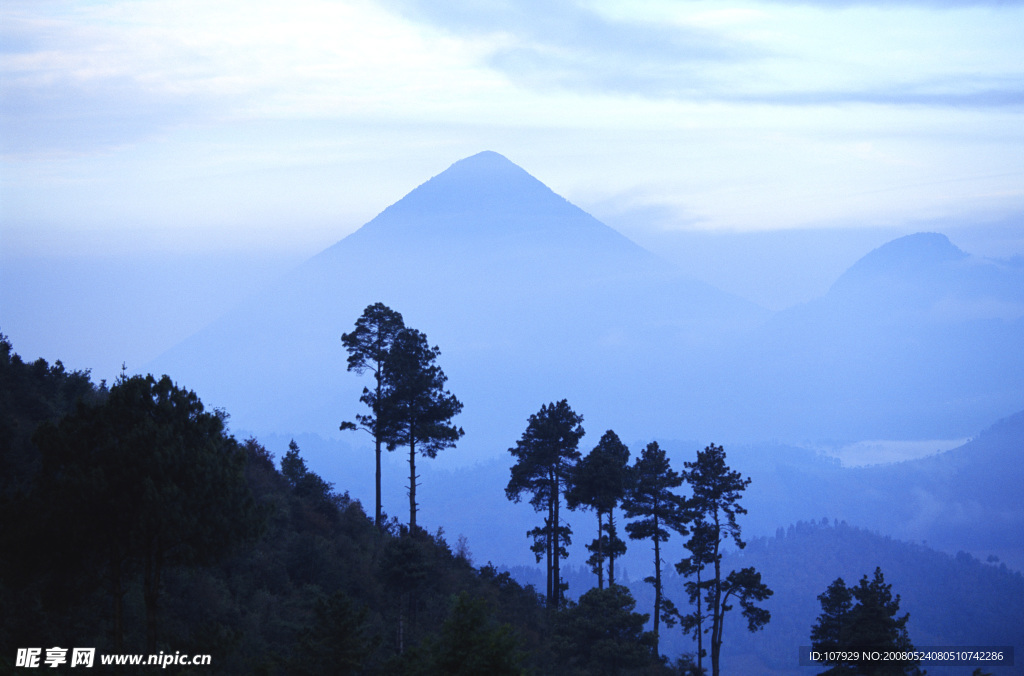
xmin=0 ymin=1 xmax=508 ymax=154
xmin=756 ymin=0 xmax=1024 ymax=5
xmin=381 ymin=0 xmax=1024 ymax=107
xmin=1 ymin=0 xmax=1021 ymax=252
xmin=727 ymin=77 xmax=1024 ymax=108
xmin=1 ymin=8 xmax=233 ymax=154
xmin=382 ymin=0 xmax=758 ymax=96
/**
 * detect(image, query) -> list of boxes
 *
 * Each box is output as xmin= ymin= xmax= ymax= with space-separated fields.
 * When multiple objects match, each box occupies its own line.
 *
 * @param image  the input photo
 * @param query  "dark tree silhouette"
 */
xmin=0 ymin=332 xmax=98 ymax=499
xmin=566 ymin=429 xmax=632 ymax=589
xmin=682 ymin=443 xmax=771 ymax=676
xmin=289 ymin=592 xmax=379 ymax=676
xmin=380 ymin=327 xmax=464 ymax=531
xmin=340 ymin=302 xmax=406 ymax=529
xmin=621 ymin=441 xmax=689 ymax=657
xmin=427 ymin=592 xmax=524 ymax=676
xmin=551 ymin=585 xmax=662 ymax=676
xmin=505 ymin=400 xmax=584 ymax=608
xmin=0 ymin=336 xmax=574 ymax=675
xmin=810 ymin=577 xmax=855 ymax=674
xmin=380 ymin=527 xmax=432 ymax=653
xmin=33 ymin=374 xmax=257 ymax=653
xmin=811 ymin=567 xmax=924 ymax=676
xmin=675 ymin=519 xmax=716 ymax=671
xmin=281 ymin=439 xmax=340 ymax=523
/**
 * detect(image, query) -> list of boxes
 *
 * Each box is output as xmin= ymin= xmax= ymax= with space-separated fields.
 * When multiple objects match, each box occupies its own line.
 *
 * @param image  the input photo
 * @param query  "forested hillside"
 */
xmin=3 ymin=333 xmax=1021 ymax=674
xmin=0 ymin=335 xmax=666 ymax=675
xmin=655 ymin=520 xmax=1024 ymax=675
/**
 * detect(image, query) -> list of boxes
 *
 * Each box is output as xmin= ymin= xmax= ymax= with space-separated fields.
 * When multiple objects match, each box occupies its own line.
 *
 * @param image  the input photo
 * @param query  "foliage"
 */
xmin=1 ymin=336 xmax=558 ymax=674
xmin=282 ymin=439 xmax=341 ymax=524
xmin=622 ymin=441 xmax=689 ymax=657
xmin=31 ymin=373 xmax=260 ymax=652
xmin=422 ymin=592 xmax=524 ymax=676
xmin=340 ymin=302 xmax=406 ymax=528
xmin=675 ymin=519 xmax=716 ymax=670
xmin=0 ymin=335 xmax=104 ymax=660
xmin=505 ymin=399 xmax=585 ymax=607
xmin=567 ymin=429 xmax=632 ymax=589
xmin=288 ymin=591 xmax=380 ymax=675
xmin=551 ymin=584 xmax=667 ymax=676
xmin=0 ymin=332 xmax=99 ymax=498
xmin=680 ymin=443 xmax=770 ymax=676
xmin=810 ymin=577 xmax=855 ymax=673
xmin=810 ymin=567 xmax=924 ymax=675
xmin=687 ymin=518 xmax=1024 ymax=674
xmin=380 ymin=327 xmax=464 ymax=531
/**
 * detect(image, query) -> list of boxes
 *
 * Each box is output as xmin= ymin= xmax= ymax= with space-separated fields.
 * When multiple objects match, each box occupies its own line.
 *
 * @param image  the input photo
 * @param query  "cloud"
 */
xmin=0 ymin=8 xmax=231 ymax=154
xmin=0 ymin=76 xmax=202 ymax=155
xmin=757 ymin=0 xmax=1024 ymax=5
xmin=2 ymin=0 xmax=549 ymax=156
xmin=728 ymin=81 xmax=1024 ymax=108
xmin=380 ymin=0 xmax=1024 ymax=107
xmin=381 ymin=0 xmax=759 ymax=96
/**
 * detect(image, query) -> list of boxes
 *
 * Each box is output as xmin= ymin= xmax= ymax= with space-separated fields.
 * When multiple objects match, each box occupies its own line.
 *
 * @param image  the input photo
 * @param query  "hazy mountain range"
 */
xmin=134 ymin=151 xmax=1024 ymax=668
xmin=270 ymin=408 xmax=1024 ymax=574
xmin=148 ymin=150 xmax=1024 ymax=452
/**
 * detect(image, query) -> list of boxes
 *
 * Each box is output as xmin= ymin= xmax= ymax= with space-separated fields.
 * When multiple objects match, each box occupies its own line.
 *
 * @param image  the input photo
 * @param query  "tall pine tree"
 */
xmin=340 ymin=302 xmax=406 ymax=528
xmin=621 ymin=441 xmax=688 ymax=657
xmin=683 ymin=443 xmax=771 ymax=676
xmin=811 ymin=568 xmax=923 ymax=676
xmin=675 ymin=519 xmax=716 ymax=671
xmin=566 ymin=430 xmax=631 ymax=589
xmin=505 ymin=400 xmax=584 ymax=607
xmin=810 ymin=577 xmax=854 ymax=675
xmin=380 ymin=327 xmax=463 ymax=531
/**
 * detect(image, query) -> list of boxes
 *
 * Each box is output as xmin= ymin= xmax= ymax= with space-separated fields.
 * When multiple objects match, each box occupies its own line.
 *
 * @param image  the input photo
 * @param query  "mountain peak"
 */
xmin=854 ymin=232 xmax=966 ymax=269
xmin=450 ymin=150 xmax=519 ymax=170
xmin=381 ymin=151 xmax=563 ymax=219
xmin=342 ymin=151 xmax=628 ymax=250
xmin=831 ymin=232 xmax=968 ymax=292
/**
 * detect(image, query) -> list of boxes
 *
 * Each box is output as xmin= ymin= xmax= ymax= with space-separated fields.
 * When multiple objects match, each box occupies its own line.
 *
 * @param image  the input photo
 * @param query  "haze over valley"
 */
xmin=3 ymin=1 xmax=1023 ymax=670
xmin=5 ymin=150 xmax=1023 ymax=674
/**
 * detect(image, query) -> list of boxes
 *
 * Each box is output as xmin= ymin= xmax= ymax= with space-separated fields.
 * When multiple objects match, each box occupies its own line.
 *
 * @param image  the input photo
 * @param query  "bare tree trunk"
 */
xmin=553 ymin=479 xmax=561 ymax=606
xmin=653 ymin=533 xmax=661 ymax=657
xmin=375 ymin=434 xmax=383 ymax=528
xmin=408 ymin=425 xmax=419 ymax=531
xmin=143 ymin=540 xmax=162 ymax=654
xmin=398 ymin=602 xmax=405 ymax=655
xmin=696 ymin=564 xmax=705 ymax=675
xmin=711 ymin=512 xmax=723 ymax=676
xmin=608 ymin=510 xmax=617 ymax=586
xmin=408 ymin=443 xmax=417 ymax=531
xmin=110 ymin=555 xmax=124 ymax=652
xmin=546 ymin=511 xmax=554 ymax=605
xmin=374 ymin=369 xmax=384 ymax=529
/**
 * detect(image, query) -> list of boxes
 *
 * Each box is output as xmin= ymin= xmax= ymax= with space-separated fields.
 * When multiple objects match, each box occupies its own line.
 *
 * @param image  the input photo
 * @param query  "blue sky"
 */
xmin=2 ymin=0 xmax=1023 ymax=378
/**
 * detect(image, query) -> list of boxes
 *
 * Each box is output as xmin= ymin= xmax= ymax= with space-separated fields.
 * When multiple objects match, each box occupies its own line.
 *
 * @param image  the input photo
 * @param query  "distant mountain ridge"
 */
xmin=729 ymin=228 xmax=1024 ymax=440
xmin=148 ymin=152 xmax=1024 ymax=451
xmin=834 ymin=232 xmax=968 ymax=284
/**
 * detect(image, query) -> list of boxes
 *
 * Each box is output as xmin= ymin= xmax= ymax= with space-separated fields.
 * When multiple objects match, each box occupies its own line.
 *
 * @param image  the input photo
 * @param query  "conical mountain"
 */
xmin=148 ymin=152 xmax=1024 ymax=451
xmin=346 ymin=150 xmax=631 ymax=244
xmin=148 ymin=152 xmax=766 ymax=452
